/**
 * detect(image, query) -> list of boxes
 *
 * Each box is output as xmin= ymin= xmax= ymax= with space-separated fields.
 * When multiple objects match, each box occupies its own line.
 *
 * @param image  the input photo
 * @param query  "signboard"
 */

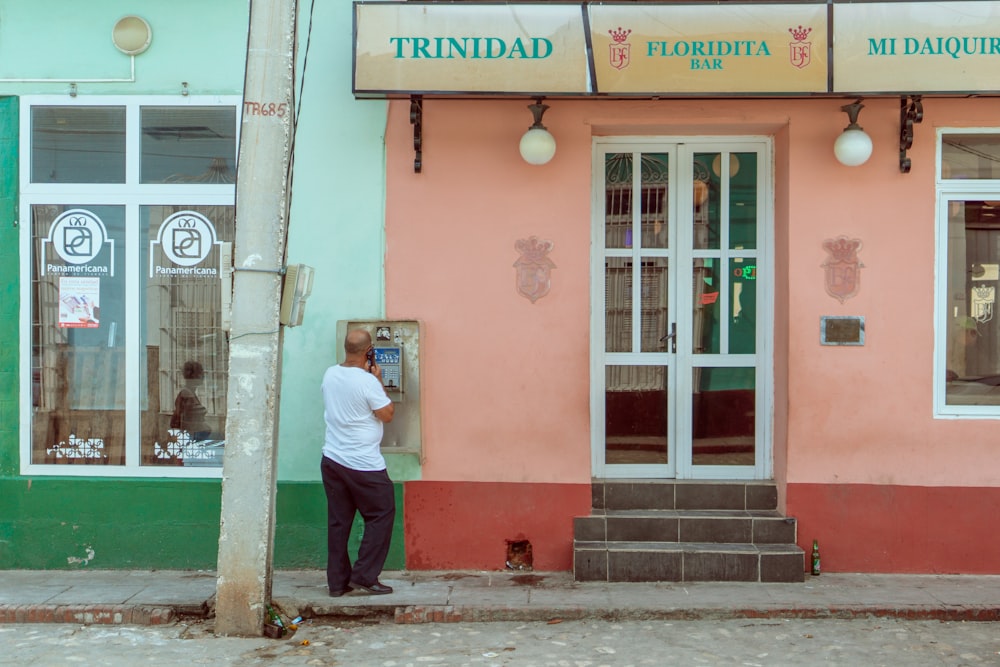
xmin=834 ymin=2 xmax=1000 ymax=93
xmin=589 ymin=4 xmax=828 ymax=94
xmin=354 ymin=2 xmax=590 ymax=95
xmin=353 ymin=1 xmax=1000 ymax=97
xmin=820 ymin=316 xmax=865 ymax=346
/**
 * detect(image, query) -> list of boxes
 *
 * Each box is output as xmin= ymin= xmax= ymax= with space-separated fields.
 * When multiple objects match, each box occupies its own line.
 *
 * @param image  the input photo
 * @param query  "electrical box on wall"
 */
xmin=337 ymin=320 xmax=422 ymax=456
xmin=280 ymin=264 xmax=314 ymax=327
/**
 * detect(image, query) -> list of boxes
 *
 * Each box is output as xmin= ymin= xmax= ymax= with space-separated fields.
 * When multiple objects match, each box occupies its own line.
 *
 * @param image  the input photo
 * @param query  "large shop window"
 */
xmin=21 ymin=97 xmax=238 ymax=475
xmin=937 ymin=131 xmax=1000 ymax=417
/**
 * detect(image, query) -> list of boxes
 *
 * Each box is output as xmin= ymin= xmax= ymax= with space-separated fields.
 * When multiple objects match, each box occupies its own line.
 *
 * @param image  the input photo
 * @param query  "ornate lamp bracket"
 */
xmin=410 ymin=95 xmax=423 ymax=173
xmin=899 ymin=95 xmax=923 ymax=173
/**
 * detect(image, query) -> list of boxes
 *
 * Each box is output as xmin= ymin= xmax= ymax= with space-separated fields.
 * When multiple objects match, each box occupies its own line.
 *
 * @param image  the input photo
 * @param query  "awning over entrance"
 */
xmin=353 ymin=1 xmax=1000 ymax=98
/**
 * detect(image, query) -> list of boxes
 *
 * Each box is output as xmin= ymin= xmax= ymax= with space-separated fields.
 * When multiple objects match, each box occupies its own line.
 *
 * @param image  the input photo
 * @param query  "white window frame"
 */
xmin=934 ymin=127 xmax=1000 ymax=419
xmin=19 ymin=94 xmax=241 ymax=477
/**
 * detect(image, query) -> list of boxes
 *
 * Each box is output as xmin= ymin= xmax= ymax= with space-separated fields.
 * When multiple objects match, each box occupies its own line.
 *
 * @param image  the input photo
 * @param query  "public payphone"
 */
xmin=337 ymin=320 xmax=421 ymax=455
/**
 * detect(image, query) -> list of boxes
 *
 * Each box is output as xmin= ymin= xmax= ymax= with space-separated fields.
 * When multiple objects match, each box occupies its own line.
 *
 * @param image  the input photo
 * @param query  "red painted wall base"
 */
xmin=403 ymin=481 xmax=591 ymax=571
xmin=787 ymin=483 xmax=1000 ymax=574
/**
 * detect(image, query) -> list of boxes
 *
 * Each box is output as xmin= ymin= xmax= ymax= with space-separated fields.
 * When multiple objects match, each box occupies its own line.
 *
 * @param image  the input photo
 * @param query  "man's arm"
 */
xmin=373 ymin=402 xmax=394 ymax=423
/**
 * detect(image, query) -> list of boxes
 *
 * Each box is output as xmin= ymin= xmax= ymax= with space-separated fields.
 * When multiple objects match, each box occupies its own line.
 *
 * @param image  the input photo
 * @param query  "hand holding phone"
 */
xmin=366 ymin=346 xmax=376 ymax=373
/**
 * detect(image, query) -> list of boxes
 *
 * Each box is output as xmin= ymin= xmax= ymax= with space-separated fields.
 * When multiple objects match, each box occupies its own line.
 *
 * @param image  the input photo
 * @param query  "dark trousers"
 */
xmin=320 ymin=456 xmax=396 ymax=593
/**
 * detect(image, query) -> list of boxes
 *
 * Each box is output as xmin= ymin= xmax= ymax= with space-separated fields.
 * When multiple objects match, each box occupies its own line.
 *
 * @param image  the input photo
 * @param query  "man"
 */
xmin=321 ymin=328 xmax=396 ymax=596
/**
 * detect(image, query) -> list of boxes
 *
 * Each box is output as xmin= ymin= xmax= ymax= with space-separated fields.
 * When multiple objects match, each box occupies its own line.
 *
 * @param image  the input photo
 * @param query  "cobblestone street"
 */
xmin=2 ymin=617 xmax=998 ymax=666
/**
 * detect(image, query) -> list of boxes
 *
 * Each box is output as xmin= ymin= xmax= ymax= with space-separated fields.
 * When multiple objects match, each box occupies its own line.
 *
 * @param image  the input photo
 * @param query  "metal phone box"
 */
xmin=337 ymin=320 xmax=421 ymax=455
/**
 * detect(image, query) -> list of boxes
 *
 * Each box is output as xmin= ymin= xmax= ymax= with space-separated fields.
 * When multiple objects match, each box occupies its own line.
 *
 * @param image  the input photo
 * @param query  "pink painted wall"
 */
xmin=784 ymin=97 xmax=1000 ymax=488
xmin=385 ymin=99 xmax=594 ymax=484
xmin=384 ymin=96 xmax=1000 ymax=493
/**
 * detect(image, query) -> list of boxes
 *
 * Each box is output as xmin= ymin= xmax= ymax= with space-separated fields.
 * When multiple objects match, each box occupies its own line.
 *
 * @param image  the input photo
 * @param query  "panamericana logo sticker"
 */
xmin=149 ymin=211 xmax=221 ymax=278
xmin=41 ymin=209 xmax=115 ymax=277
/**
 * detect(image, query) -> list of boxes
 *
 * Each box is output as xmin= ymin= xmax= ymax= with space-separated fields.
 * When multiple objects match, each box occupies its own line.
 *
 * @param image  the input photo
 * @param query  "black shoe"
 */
xmin=329 ymin=586 xmax=353 ymax=597
xmin=349 ymin=580 xmax=393 ymax=595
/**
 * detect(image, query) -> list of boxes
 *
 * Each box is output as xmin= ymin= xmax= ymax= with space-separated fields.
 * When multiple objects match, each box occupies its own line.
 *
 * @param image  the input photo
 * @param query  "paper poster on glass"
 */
xmin=58 ymin=276 xmax=100 ymax=328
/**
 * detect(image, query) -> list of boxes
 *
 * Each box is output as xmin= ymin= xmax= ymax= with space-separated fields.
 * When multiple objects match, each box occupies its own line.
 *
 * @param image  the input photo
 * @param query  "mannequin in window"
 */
xmin=171 ymin=361 xmax=211 ymax=441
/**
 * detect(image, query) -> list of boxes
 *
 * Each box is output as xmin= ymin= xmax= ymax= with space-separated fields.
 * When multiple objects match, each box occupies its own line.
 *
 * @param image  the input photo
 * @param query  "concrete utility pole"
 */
xmin=215 ymin=0 xmax=297 ymax=637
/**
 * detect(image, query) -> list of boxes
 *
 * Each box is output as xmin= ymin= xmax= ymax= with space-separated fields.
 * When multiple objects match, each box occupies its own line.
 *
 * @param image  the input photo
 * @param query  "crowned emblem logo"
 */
xmin=514 ymin=236 xmax=556 ymax=303
xmin=608 ymin=26 xmax=632 ymax=71
xmin=788 ymin=25 xmax=812 ymax=69
xmin=822 ymin=236 xmax=864 ymax=303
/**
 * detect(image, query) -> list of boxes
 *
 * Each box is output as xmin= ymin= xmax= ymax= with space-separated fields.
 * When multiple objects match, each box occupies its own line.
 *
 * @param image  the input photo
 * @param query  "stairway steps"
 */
xmin=575 ymin=509 xmax=798 ymax=545
xmin=574 ymin=540 xmax=805 ymax=583
xmin=576 ymin=481 xmax=804 ymax=583
xmin=596 ymin=481 xmax=779 ymax=511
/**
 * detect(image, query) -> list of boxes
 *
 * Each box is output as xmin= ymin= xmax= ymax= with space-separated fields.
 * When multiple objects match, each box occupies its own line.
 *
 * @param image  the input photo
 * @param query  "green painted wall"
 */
xmin=276 ymin=0 xmax=396 ymax=483
xmin=0 ymin=0 xmax=247 ymax=96
xmin=0 ymin=2 xmax=402 ymax=570
xmin=0 ymin=479 xmax=404 ymax=570
xmin=0 ymin=96 xmax=18 ymax=480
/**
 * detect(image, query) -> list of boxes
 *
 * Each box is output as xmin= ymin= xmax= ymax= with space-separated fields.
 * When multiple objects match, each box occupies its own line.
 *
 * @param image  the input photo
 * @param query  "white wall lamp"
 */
xmin=833 ymin=99 xmax=873 ymax=167
xmin=112 ymin=16 xmax=153 ymax=56
xmin=519 ymin=98 xmax=556 ymax=166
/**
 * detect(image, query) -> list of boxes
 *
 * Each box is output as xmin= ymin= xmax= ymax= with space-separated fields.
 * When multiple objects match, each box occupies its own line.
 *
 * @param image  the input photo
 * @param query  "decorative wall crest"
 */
xmin=514 ymin=236 xmax=556 ymax=303
xmin=821 ymin=236 xmax=864 ymax=303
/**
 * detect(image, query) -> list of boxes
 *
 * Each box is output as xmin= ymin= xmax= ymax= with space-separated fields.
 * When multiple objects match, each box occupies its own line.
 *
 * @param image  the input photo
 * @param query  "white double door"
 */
xmin=591 ymin=138 xmax=773 ymax=480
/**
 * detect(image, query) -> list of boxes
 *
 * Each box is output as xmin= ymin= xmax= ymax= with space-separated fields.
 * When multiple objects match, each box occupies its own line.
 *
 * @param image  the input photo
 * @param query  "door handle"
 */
xmin=660 ymin=322 xmax=677 ymax=352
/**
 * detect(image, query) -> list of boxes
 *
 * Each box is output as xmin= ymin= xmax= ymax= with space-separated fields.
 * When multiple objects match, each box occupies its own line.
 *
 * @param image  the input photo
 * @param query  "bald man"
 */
xmin=320 ymin=328 xmax=396 ymax=596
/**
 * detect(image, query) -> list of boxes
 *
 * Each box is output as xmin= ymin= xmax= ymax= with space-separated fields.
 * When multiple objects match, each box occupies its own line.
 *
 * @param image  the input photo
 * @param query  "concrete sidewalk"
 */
xmin=1 ymin=569 xmax=998 ymax=627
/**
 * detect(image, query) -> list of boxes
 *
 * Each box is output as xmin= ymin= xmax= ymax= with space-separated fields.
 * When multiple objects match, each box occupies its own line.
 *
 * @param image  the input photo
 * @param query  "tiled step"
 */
xmin=574 ymin=540 xmax=805 ymax=583
xmin=576 ymin=480 xmax=804 ymax=583
xmin=574 ymin=509 xmax=798 ymax=545
xmin=594 ymin=480 xmax=779 ymax=512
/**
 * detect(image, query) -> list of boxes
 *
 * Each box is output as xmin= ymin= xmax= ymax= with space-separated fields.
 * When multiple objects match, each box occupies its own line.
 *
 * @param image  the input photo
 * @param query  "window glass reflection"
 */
xmin=606 ymin=258 xmax=632 ymax=353
xmin=31 ymin=107 xmax=126 ymax=184
xmin=31 ymin=205 xmax=126 ymax=465
xmin=942 ymin=135 xmax=1000 ymax=180
xmin=605 ymin=364 xmax=668 ymax=465
xmin=693 ymin=258 xmax=720 ymax=355
xmin=693 ymin=153 xmax=720 ymax=250
xmin=140 ymin=205 xmax=234 ymax=466
xmin=692 ymin=366 xmax=755 ymax=466
xmin=605 ymin=153 xmax=632 ymax=249
xmin=729 ymin=258 xmax=756 ymax=354
xmin=141 ymin=107 xmax=237 ymax=184
xmin=945 ymin=200 xmax=1000 ymax=406
xmin=728 ymin=152 xmax=757 ymax=250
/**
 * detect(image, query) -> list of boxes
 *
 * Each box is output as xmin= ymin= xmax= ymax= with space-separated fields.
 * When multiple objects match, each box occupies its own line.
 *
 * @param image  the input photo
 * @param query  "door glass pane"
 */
xmin=942 ymin=135 xmax=1000 ymax=180
xmin=692 ymin=367 xmax=755 ymax=466
xmin=945 ymin=200 xmax=1000 ymax=406
xmin=606 ymin=257 xmax=632 ymax=353
xmin=729 ymin=258 xmax=757 ymax=354
xmin=606 ymin=364 xmax=668 ymax=465
xmin=640 ymin=153 xmax=669 ymax=249
xmin=31 ymin=205 xmax=126 ymax=465
xmin=693 ymin=258 xmax=720 ymax=355
xmin=141 ymin=106 xmax=238 ymax=184
xmin=729 ymin=152 xmax=757 ymax=250
xmin=640 ymin=258 xmax=669 ymax=352
xmin=605 ymin=153 xmax=632 ymax=249
xmin=693 ymin=152 xmax=720 ymax=250
xmin=31 ymin=107 xmax=126 ymax=184
xmin=140 ymin=205 xmax=234 ymax=466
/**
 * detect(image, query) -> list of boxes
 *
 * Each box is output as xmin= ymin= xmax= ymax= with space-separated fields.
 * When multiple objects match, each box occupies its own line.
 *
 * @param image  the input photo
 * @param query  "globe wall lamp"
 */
xmin=112 ymin=16 xmax=152 ymax=56
xmin=519 ymin=97 xmax=556 ymax=165
xmin=833 ymin=99 xmax=873 ymax=167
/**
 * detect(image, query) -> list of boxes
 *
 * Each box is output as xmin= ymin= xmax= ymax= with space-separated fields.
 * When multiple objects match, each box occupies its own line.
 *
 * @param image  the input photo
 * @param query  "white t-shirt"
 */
xmin=321 ymin=364 xmax=392 ymax=471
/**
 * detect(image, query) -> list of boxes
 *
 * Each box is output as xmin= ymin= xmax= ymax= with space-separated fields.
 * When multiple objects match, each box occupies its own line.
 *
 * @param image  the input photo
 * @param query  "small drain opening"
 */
xmin=505 ymin=539 xmax=533 ymax=571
